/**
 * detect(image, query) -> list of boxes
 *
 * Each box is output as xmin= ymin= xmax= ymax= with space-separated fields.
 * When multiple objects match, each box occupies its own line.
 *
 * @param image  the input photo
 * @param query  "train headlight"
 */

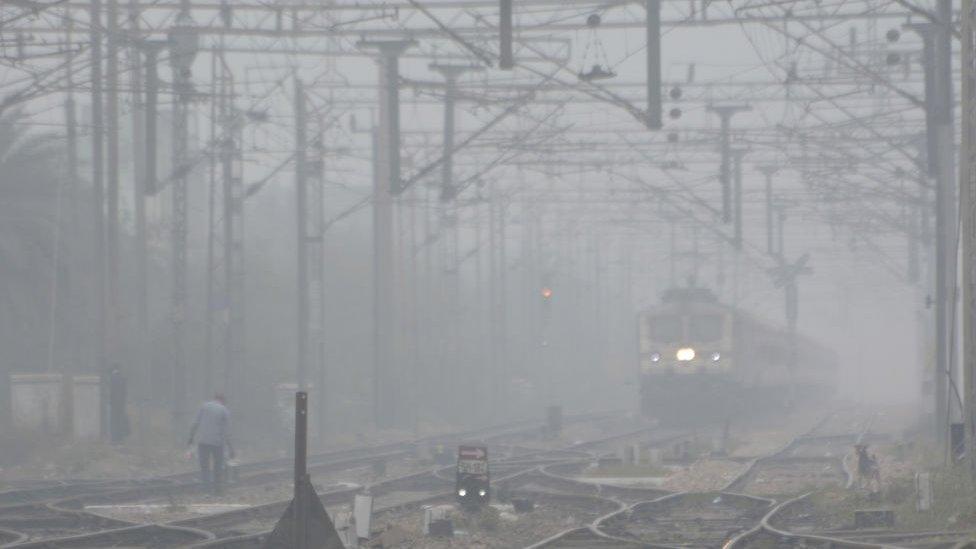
xmin=710 ymin=352 xmax=721 ymax=362
xmin=676 ymin=348 xmax=696 ymax=361
xmin=478 ymin=489 xmax=487 ymax=497
xmin=650 ymin=352 xmax=661 ymax=363
xmin=458 ymin=488 xmax=467 ymax=497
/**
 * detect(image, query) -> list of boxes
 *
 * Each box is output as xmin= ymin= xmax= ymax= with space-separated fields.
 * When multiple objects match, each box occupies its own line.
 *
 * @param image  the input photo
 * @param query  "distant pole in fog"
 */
xmin=645 ymin=0 xmax=662 ymax=129
xmin=106 ymin=0 xmax=121 ymax=372
xmin=758 ymin=166 xmax=778 ymax=256
xmin=90 ymin=0 xmax=108 ymax=437
xmin=128 ymin=1 xmax=151 ymax=440
xmin=909 ymin=5 xmax=955 ymax=449
xmin=222 ymin=63 xmax=246 ymax=404
xmin=311 ymin=118 xmax=327 ymax=439
xmin=295 ymin=77 xmax=309 ymax=391
xmin=498 ymin=0 xmax=513 ymax=69
xmin=168 ymin=1 xmax=199 ymax=430
xmin=359 ymin=40 xmax=413 ymax=428
xmin=204 ymin=48 xmax=219 ymax=400
xmin=731 ymin=148 xmax=747 ymax=251
xmin=707 ymin=104 xmax=751 ymax=224
xmin=431 ymin=63 xmax=479 ymax=422
xmin=960 ymin=0 xmax=976 ymax=478
xmin=293 ymin=80 xmax=328 ymax=436
xmin=64 ymin=10 xmax=78 ymax=236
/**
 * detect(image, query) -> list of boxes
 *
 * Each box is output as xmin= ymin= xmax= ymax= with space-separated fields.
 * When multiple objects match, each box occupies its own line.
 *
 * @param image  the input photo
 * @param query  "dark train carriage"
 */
xmin=637 ymin=287 xmax=836 ymax=423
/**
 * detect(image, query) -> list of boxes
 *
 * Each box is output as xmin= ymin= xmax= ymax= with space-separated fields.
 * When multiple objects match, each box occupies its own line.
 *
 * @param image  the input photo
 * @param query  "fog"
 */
xmin=0 ymin=1 xmax=953 ymax=460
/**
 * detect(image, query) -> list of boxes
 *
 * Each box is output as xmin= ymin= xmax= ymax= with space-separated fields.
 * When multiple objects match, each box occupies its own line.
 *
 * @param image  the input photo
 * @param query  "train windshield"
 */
xmin=648 ymin=315 xmax=682 ymax=343
xmin=689 ymin=315 xmax=724 ymax=341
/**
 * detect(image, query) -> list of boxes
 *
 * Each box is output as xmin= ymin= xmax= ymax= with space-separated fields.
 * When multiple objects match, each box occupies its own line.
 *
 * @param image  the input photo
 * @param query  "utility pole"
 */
xmin=758 ymin=166 xmax=778 ymax=255
xmin=769 ymin=205 xmax=811 ymax=410
xmin=90 ymin=0 xmax=108 ymax=437
xmin=144 ymin=42 xmax=162 ymax=193
xmin=935 ymin=0 xmax=957 ymax=456
xmin=429 ymin=64 xmax=481 ymax=421
xmin=776 ymin=207 xmax=786 ymax=258
xmin=499 ymin=0 xmax=513 ymax=69
xmin=295 ymin=77 xmax=310 ymax=392
xmin=359 ymin=40 xmax=414 ymax=429
xmin=910 ymin=3 xmax=955 ymax=448
xmin=430 ymin=64 xmax=481 ymax=201
xmin=128 ymin=1 xmax=152 ymax=440
xmin=106 ymin=0 xmax=120 ymax=370
xmin=731 ymin=148 xmax=747 ymax=250
xmin=204 ymin=49 xmax=219 ymax=400
xmin=64 ymin=11 xmax=80 ymax=262
xmin=291 ymin=85 xmax=328 ymax=436
xmin=222 ymin=67 xmax=245 ymax=402
xmin=961 ymin=0 xmax=976 ymax=478
xmin=645 ymin=0 xmax=662 ymax=129
xmin=127 ymin=0 xmax=149 ymax=422
xmin=167 ymin=1 xmax=199 ymax=431
xmin=707 ymin=105 xmax=751 ymax=223
xmin=310 ymin=118 xmax=327 ymax=439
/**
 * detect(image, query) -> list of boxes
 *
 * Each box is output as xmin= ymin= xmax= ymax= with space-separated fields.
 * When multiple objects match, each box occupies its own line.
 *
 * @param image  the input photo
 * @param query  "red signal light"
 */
xmin=541 ymin=287 xmax=553 ymax=299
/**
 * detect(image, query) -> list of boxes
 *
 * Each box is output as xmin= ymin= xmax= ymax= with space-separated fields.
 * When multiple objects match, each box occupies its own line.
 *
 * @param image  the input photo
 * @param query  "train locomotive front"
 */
xmin=637 ymin=288 xmax=833 ymax=423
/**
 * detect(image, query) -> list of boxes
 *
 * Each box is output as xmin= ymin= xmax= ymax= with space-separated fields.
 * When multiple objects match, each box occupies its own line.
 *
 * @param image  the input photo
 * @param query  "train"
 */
xmin=456 ymin=445 xmax=490 ymax=510
xmin=637 ymin=287 xmax=837 ymax=423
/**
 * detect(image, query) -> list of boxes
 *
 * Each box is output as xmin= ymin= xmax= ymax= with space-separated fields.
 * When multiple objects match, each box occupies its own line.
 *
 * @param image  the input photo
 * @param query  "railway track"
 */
xmin=6 ymin=409 xmax=916 ymax=549
xmin=600 ymin=492 xmax=773 ymax=547
xmin=0 ymin=413 xmax=648 ymax=548
xmin=528 ymin=410 xmax=887 ymax=549
xmin=192 ymin=425 xmax=682 ymax=548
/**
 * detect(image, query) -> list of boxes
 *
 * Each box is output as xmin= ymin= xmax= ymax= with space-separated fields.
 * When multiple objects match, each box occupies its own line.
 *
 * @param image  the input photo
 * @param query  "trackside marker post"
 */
xmin=265 ymin=392 xmax=343 ymax=549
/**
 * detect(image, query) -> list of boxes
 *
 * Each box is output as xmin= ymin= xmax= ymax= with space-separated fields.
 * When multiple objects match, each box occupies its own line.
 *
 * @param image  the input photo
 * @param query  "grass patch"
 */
xmin=807 ymin=467 xmax=976 ymax=531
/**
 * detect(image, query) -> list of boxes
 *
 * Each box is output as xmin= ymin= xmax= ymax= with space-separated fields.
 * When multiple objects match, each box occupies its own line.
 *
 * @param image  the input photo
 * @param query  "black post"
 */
xmin=294 ymin=391 xmax=308 ymax=549
xmin=294 ymin=391 xmax=308 ymax=485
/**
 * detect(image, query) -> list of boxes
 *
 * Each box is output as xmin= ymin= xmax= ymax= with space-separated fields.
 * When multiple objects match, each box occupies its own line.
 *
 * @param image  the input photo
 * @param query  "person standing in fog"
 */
xmin=188 ymin=394 xmax=234 ymax=495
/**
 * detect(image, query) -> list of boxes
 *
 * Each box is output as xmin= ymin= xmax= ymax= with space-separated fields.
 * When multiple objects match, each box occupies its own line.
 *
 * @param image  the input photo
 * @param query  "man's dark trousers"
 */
xmin=198 ymin=443 xmax=224 ymax=494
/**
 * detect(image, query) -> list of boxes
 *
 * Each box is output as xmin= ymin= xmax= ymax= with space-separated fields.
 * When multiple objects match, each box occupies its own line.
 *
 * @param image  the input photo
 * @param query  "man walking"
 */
xmin=188 ymin=394 xmax=234 ymax=494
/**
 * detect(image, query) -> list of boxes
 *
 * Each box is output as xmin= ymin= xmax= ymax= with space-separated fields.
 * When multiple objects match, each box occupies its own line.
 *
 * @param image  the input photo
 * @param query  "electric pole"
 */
xmin=731 ymin=148 xmax=747 ymax=250
xmin=758 ymin=165 xmax=778 ymax=256
xmin=106 ymin=0 xmax=120 ymax=370
xmin=295 ymin=77 xmax=310 ymax=394
xmin=127 ymin=2 xmax=150 ymax=435
xmin=359 ymin=40 xmax=414 ymax=429
xmin=645 ymin=0 xmax=662 ymax=129
xmin=499 ymin=0 xmax=513 ymax=69
xmin=909 ymin=3 xmax=956 ymax=449
xmin=961 ymin=0 xmax=976 ymax=477
xmin=167 ymin=1 xmax=199 ymax=431
xmin=707 ymin=105 xmax=751 ymax=223
xmin=90 ymin=0 xmax=108 ymax=437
